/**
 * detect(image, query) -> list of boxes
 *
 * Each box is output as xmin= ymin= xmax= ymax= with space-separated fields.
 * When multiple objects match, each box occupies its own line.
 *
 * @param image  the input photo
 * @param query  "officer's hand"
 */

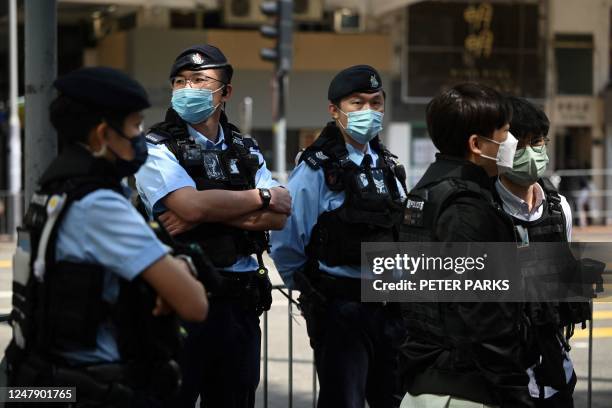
xmin=269 ymin=187 xmax=292 ymax=215
xmin=159 ymin=210 xmax=198 ymax=236
xmin=152 ymin=295 xmax=173 ymax=316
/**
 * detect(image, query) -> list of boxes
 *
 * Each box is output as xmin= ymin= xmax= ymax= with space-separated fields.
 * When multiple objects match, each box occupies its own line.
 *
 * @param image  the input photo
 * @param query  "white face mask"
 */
xmin=478 ymin=132 xmax=518 ymax=174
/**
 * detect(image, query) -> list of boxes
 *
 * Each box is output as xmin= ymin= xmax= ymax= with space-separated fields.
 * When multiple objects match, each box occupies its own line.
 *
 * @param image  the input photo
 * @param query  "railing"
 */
xmin=261 ymin=286 xmax=317 ymax=408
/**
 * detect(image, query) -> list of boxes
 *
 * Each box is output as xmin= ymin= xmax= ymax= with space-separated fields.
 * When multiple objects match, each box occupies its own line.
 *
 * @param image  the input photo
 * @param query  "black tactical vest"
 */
xmin=506 ymin=179 xmax=590 ymax=335
xmin=299 ymin=122 xmax=407 ymax=268
xmin=6 ymin=144 xmax=180 ymax=374
xmin=502 ymin=178 xmax=587 ymax=391
xmin=398 ymin=157 xmax=521 ymax=347
xmin=146 ymin=109 xmax=266 ymax=268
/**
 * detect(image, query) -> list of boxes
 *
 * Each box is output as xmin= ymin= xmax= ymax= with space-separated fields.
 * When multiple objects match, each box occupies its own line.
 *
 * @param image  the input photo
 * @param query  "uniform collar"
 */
xmin=345 ymin=142 xmax=374 ymax=166
xmin=187 ymin=124 xmax=226 ymax=149
xmin=495 ymin=178 xmax=546 ymax=217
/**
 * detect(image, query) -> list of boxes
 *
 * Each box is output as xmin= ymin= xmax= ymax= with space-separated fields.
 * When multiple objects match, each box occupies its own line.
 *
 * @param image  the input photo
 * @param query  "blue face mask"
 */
xmin=338 ymin=109 xmax=384 ymax=145
xmin=171 ymin=87 xmax=223 ymax=124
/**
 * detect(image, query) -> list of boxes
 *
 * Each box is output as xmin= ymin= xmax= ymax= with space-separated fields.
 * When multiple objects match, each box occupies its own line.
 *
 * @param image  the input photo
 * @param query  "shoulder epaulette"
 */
xmin=145 ymin=132 xmax=170 ymax=145
xmin=299 ymin=149 xmax=332 ymax=170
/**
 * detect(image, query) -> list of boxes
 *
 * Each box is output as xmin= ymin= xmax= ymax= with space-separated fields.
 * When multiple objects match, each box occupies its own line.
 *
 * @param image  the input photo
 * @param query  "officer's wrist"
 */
xmin=176 ymin=254 xmax=198 ymax=278
xmin=258 ymin=188 xmax=272 ymax=210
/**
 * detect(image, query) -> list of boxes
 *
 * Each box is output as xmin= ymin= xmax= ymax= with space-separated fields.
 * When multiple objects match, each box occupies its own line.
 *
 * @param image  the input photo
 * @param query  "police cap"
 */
xmin=328 ymin=65 xmax=383 ymax=102
xmin=169 ymin=44 xmax=233 ymax=82
xmin=53 ymin=66 xmax=150 ymax=114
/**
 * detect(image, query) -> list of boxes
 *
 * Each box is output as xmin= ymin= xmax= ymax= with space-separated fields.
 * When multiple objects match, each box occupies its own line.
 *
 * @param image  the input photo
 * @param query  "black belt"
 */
xmin=316 ymin=273 xmax=362 ymax=302
xmin=215 ymin=270 xmax=260 ymax=298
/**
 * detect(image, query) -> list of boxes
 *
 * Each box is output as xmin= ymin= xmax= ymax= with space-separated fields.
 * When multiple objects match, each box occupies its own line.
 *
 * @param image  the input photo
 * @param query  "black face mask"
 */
xmin=107 ymin=124 xmax=149 ymax=177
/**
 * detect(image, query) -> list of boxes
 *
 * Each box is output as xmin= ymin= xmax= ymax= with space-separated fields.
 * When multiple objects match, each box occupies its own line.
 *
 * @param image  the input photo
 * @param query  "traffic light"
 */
xmin=260 ymin=0 xmax=293 ymax=73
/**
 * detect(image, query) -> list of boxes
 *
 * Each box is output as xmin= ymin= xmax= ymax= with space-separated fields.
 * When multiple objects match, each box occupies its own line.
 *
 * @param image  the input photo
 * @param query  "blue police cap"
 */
xmin=328 ymin=65 xmax=383 ymax=102
xmin=169 ymin=44 xmax=233 ymax=82
xmin=53 ymin=66 xmax=150 ymax=113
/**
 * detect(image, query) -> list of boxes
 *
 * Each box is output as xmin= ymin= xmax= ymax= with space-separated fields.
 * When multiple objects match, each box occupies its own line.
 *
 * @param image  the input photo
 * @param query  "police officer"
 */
xmin=6 ymin=67 xmax=208 ymax=407
xmin=270 ymin=65 xmax=407 ymax=407
xmin=135 ymin=44 xmax=291 ymax=408
xmin=495 ymin=96 xmax=580 ymax=407
xmin=397 ymin=83 xmax=537 ymax=407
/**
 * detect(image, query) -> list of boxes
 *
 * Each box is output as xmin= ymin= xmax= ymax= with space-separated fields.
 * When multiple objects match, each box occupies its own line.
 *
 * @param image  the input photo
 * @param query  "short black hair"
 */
xmin=218 ymin=65 xmax=233 ymax=84
xmin=49 ymin=94 xmax=128 ymax=146
xmin=506 ymin=96 xmax=549 ymax=141
xmin=426 ymin=83 xmax=512 ymax=157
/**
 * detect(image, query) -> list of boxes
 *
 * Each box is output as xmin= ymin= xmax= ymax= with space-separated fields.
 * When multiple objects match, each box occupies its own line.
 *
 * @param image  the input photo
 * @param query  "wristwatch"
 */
xmin=176 ymin=254 xmax=198 ymax=278
xmin=259 ymin=188 xmax=272 ymax=210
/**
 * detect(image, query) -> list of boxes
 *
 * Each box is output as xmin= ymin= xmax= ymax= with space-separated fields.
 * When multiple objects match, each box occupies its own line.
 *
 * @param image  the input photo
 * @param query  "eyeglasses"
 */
xmin=171 ymin=74 xmax=224 ymax=90
xmin=515 ymin=136 xmax=549 ymax=156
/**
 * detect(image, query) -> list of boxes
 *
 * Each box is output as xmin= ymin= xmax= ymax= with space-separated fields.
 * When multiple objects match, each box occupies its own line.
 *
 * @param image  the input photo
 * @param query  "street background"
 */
xmin=2 ymin=1 xmax=612 ymax=407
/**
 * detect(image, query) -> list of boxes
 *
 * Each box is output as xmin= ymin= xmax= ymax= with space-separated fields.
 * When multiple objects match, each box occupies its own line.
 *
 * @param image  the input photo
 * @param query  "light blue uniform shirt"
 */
xmin=270 ymin=142 xmax=406 ymax=288
xmin=55 ymin=186 xmax=169 ymax=365
xmin=495 ymin=178 xmax=574 ymax=399
xmin=135 ymin=124 xmax=280 ymax=273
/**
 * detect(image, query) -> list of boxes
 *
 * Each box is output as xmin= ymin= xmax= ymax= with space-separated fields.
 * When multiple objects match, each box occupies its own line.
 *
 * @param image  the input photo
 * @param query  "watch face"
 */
xmin=262 ymin=190 xmax=271 ymax=199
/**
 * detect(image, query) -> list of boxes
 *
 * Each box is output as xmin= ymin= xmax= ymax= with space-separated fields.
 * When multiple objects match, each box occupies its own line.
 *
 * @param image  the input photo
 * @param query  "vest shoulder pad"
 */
xmin=145 ymin=132 xmax=170 ymax=145
xmin=231 ymin=130 xmax=260 ymax=151
xmin=299 ymin=148 xmax=332 ymax=170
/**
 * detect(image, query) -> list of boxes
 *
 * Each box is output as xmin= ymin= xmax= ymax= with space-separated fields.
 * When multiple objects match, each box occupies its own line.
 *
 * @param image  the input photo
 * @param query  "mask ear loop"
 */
xmin=476 ymin=135 xmax=502 ymax=162
xmin=336 ymin=108 xmax=349 ymax=130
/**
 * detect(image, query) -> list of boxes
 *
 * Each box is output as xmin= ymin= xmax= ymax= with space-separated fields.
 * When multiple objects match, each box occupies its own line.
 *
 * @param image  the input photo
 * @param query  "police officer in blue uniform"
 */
xmin=135 ymin=45 xmax=291 ymax=408
xmin=270 ymin=65 xmax=407 ymax=408
xmin=6 ymin=67 xmax=208 ymax=407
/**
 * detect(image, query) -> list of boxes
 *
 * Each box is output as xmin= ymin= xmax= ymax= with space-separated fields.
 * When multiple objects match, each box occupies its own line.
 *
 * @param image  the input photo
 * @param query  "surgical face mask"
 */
xmin=478 ymin=132 xmax=518 ymax=174
xmin=171 ymin=86 xmax=223 ymax=124
xmin=338 ymin=109 xmax=384 ymax=145
xmin=504 ymin=146 xmax=549 ymax=186
xmin=107 ymin=125 xmax=149 ymax=177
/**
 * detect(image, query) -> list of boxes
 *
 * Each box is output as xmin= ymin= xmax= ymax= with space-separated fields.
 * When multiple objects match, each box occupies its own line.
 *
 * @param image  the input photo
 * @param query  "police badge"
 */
xmin=370 ymin=75 xmax=379 ymax=89
xmin=202 ymin=151 xmax=225 ymax=180
xmin=191 ymin=53 xmax=204 ymax=65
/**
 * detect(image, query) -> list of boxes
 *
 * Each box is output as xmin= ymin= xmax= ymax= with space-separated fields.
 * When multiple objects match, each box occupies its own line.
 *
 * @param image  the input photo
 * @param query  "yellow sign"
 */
xmin=464 ymin=2 xmax=494 ymax=59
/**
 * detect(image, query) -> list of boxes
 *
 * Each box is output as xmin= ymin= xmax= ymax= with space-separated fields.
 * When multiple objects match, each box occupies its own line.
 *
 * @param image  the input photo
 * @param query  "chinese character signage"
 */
xmin=404 ymin=1 xmax=545 ymax=99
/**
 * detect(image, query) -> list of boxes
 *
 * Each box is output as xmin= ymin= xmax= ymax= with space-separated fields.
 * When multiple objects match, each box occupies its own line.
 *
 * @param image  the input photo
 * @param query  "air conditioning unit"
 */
xmin=223 ymin=0 xmax=323 ymax=26
xmin=333 ymin=8 xmax=363 ymax=33
xmin=224 ymin=0 xmax=267 ymax=26
xmin=294 ymin=0 xmax=323 ymax=22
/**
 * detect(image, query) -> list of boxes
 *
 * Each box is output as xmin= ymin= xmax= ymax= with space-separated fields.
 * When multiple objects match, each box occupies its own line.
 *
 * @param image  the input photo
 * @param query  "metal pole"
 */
xmin=24 ymin=0 xmax=57 ymax=207
xmin=241 ymin=96 xmax=253 ymax=137
xmin=273 ymin=71 xmax=288 ymax=184
xmin=8 ymin=0 xmax=21 ymax=238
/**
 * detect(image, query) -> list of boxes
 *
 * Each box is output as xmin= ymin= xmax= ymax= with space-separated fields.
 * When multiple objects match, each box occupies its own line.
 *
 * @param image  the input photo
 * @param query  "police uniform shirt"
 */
xmin=270 ymin=142 xmax=407 ymax=288
xmin=135 ymin=124 xmax=280 ymax=273
xmin=495 ymin=178 xmax=574 ymax=399
xmin=55 ymin=186 xmax=169 ymax=365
